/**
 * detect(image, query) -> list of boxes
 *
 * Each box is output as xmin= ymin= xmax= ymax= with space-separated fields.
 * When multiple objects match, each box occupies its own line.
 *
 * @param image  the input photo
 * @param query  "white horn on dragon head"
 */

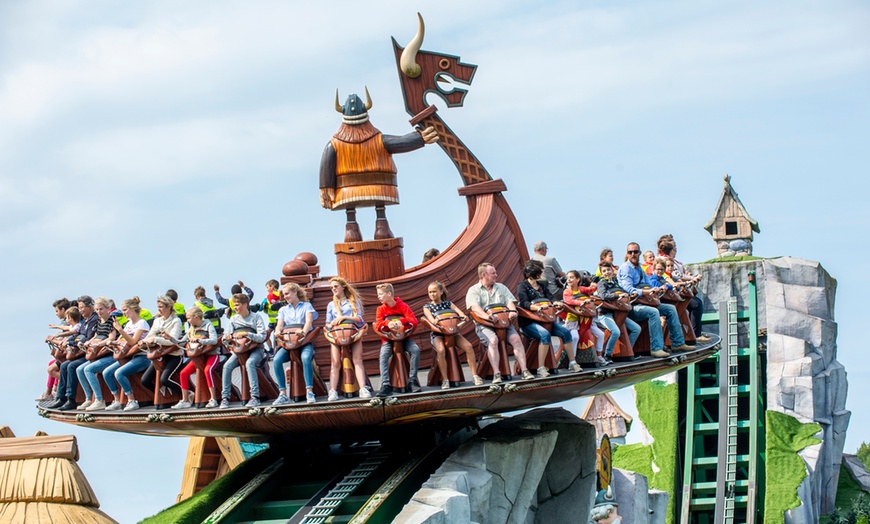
xmin=399 ymin=13 xmax=425 ymax=78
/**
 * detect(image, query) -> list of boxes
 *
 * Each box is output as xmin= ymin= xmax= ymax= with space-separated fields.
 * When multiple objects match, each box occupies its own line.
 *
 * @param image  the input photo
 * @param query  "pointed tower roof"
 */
xmin=703 ymin=174 xmax=760 ymax=234
xmin=581 ymin=393 xmax=633 ymax=437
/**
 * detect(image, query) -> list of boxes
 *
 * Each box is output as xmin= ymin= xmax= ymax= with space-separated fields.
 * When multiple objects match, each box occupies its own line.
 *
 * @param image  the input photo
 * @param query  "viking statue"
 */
xmin=320 ymin=88 xmax=438 ymax=243
xmin=589 ymin=485 xmax=621 ymax=524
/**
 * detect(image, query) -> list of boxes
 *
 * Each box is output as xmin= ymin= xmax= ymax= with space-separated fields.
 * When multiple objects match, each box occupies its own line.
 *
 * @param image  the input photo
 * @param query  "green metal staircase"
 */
xmin=679 ymin=271 xmax=766 ymax=524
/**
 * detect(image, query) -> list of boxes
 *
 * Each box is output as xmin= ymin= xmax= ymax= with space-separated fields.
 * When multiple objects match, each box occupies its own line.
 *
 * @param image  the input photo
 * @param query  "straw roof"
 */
xmin=0 ymin=427 xmax=117 ymax=524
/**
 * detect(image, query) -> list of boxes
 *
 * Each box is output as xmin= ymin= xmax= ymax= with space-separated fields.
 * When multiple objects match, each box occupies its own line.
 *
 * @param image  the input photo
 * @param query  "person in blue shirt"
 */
xmin=617 ymin=243 xmax=692 ymax=357
xmin=272 ymin=283 xmax=319 ymax=405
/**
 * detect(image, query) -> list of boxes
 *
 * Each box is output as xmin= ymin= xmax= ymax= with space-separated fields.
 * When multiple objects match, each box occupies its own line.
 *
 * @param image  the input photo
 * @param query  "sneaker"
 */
xmin=536 ymin=366 xmax=550 ymax=378
xmin=327 ymin=390 xmax=339 ymax=402
xmin=219 ymin=399 xmax=231 ymax=409
xmin=409 ymin=379 xmax=422 ymax=393
xmin=672 ymin=344 xmax=693 ymax=352
xmin=272 ymin=394 xmax=291 ymax=406
xmin=86 ymin=400 xmax=107 ymax=412
xmin=376 ymin=385 xmax=393 ymax=398
xmin=123 ymin=400 xmax=140 ymax=411
xmin=172 ymin=400 xmax=192 ymax=410
xmin=651 ymin=350 xmax=670 ymax=358
xmin=596 ymin=355 xmax=608 ymax=366
xmin=205 ymin=398 xmax=219 ymax=409
xmin=472 ymin=375 xmax=484 ymax=386
xmin=59 ymin=399 xmax=77 ymax=411
xmin=77 ymin=399 xmax=93 ymax=411
xmin=245 ymin=397 xmax=260 ymax=408
xmin=491 ymin=373 xmax=503 ymax=385
xmin=306 ymin=390 xmax=316 ymax=404
xmin=105 ymin=401 xmax=123 ymax=411
xmin=522 ymin=370 xmax=535 ymax=380
xmin=359 ymin=387 xmax=372 ymax=399
xmin=441 ymin=380 xmax=450 ymax=390
xmin=568 ymin=362 xmax=583 ymax=373
xmin=35 ymin=393 xmax=52 ymax=402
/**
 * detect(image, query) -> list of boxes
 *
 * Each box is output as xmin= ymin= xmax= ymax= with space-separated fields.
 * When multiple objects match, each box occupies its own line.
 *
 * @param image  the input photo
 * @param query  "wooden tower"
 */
xmin=703 ymin=175 xmax=760 ymax=258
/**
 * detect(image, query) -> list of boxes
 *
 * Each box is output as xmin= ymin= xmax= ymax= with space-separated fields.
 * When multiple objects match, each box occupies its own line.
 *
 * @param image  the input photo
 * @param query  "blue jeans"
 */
xmin=59 ymin=357 xmax=87 ymax=399
xmin=79 ymin=356 xmax=114 ymax=401
xmin=379 ymin=339 xmax=420 ymax=387
xmin=273 ymin=344 xmax=315 ymax=390
xmin=520 ymin=322 xmax=573 ymax=345
xmin=657 ymin=303 xmax=686 ymax=347
xmin=104 ymin=354 xmax=151 ymax=395
xmin=222 ymin=347 xmax=266 ymax=399
xmin=630 ymin=305 xmax=664 ymax=350
xmin=598 ymin=314 xmax=641 ymax=356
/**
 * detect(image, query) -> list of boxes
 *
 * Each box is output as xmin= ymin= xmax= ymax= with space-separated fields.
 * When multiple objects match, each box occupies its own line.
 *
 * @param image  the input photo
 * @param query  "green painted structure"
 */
xmin=679 ymin=271 xmax=766 ymax=523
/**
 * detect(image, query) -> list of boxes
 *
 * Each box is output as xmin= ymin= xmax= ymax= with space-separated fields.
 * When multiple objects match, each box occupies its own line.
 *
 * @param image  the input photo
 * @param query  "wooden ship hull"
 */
xmin=38 ymin=340 xmax=718 ymax=441
xmin=37 ymin=15 xmax=721 ymax=441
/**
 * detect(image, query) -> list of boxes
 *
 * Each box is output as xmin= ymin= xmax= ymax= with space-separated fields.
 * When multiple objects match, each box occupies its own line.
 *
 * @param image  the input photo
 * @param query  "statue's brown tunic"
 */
xmin=330 ymin=130 xmax=399 ymax=210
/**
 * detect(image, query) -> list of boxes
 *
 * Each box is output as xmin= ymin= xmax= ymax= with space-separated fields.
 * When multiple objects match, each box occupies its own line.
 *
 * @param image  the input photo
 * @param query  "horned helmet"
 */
xmin=334 ymin=87 xmax=372 ymax=125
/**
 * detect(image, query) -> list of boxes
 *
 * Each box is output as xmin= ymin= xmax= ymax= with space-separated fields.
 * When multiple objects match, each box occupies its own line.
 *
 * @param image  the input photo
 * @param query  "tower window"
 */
xmin=725 ymin=221 xmax=738 ymax=235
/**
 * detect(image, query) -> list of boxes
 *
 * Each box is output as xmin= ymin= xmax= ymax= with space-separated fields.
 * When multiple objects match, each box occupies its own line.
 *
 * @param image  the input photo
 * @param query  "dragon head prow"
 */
xmin=392 ymin=13 xmax=478 ymax=117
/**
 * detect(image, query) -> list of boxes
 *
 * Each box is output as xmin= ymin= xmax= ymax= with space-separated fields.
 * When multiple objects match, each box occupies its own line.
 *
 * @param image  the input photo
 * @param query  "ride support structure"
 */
xmin=679 ymin=271 xmax=765 ymax=523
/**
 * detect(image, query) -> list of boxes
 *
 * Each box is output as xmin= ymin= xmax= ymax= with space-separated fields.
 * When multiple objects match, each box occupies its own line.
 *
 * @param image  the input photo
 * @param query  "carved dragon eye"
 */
xmin=439 ymin=58 xmax=450 ymax=70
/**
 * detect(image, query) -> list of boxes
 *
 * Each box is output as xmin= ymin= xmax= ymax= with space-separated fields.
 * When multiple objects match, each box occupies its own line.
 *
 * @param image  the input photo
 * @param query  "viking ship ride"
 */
xmin=38 ymin=14 xmax=719 ymax=442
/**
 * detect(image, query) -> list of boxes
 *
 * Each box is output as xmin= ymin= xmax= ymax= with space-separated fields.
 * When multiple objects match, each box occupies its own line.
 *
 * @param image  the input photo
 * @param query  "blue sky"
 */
xmin=1 ymin=1 xmax=868 ymax=521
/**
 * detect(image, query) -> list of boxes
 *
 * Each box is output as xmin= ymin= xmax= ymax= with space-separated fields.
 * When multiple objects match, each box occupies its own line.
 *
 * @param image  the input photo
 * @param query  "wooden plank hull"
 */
xmin=38 ymin=339 xmax=718 ymax=441
xmin=309 ymin=188 xmax=528 ymax=375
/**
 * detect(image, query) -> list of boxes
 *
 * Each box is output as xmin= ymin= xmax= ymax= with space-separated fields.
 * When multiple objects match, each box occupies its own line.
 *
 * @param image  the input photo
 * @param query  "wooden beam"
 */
xmin=0 ymin=435 xmax=78 ymax=461
xmin=177 ymin=437 xmax=207 ymax=503
xmin=0 ymin=427 xmax=15 ymax=438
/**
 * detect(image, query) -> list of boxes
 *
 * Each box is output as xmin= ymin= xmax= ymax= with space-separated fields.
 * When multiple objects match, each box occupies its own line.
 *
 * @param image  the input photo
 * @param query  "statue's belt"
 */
xmin=336 ymin=172 xmax=397 ymax=188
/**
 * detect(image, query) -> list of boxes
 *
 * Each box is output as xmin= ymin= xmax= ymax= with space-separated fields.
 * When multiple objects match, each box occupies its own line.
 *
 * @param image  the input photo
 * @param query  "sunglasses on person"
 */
xmin=627 ymin=250 xmax=640 ymax=255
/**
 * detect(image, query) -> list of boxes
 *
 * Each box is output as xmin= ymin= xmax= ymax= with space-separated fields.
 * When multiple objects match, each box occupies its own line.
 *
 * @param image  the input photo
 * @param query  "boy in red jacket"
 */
xmin=374 ymin=283 xmax=421 ymax=397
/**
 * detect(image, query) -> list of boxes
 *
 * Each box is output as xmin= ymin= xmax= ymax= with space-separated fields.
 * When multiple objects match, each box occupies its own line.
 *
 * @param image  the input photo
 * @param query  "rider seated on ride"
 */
xmin=272 ymin=282 xmax=318 ymax=406
xmin=261 ymin=279 xmax=282 ymax=354
xmin=219 ymin=293 xmax=268 ymax=409
xmin=139 ymin=295 xmax=185 ymax=410
xmin=324 ymin=277 xmax=368 ymax=401
xmin=215 ymin=281 xmax=254 ymax=319
xmin=47 ymin=295 xmax=99 ymax=411
xmin=466 ymin=262 xmax=534 ymax=383
xmin=423 ymin=281 xmax=483 ymax=389
xmin=561 ymin=270 xmax=603 ymax=371
xmin=87 ymin=297 xmax=150 ymax=411
xmin=618 ymin=242 xmax=692 ymax=356
xmin=75 ymin=297 xmax=120 ymax=411
xmin=641 ymin=250 xmax=655 ymax=276
xmin=170 ymin=306 xmax=221 ymax=409
xmin=595 ymin=262 xmax=641 ymax=364
xmin=40 ymin=300 xmax=75 ymax=402
xmin=649 ymin=258 xmax=675 ymax=290
xmin=594 ymin=248 xmax=618 ymax=277
xmin=374 ymin=283 xmax=421 ymax=397
xmin=658 ymin=235 xmax=708 ymax=343
xmin=516 ymin=260 xmax=573 ymax=378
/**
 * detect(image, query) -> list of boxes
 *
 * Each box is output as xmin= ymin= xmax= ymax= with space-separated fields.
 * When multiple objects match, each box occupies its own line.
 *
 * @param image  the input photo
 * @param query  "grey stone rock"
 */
xmin=393 ymin=500 xmax=445 ymax=524
xmin=785 ymin=474 xmax=817 ymax=524
xmin=436 ymin=461 xmax=492 ymax=522
xmin=843 ymin=454 xmax=870 ymax=493
xmin=423 ymin=471 xmax=470 ymax=493
xmin=648 ymin=489 xmax=669 ymax=524
xmin=412 ymin=488 xmax=471 ymax=524
xmin=612 ymin=468 xmax=650 ymax=524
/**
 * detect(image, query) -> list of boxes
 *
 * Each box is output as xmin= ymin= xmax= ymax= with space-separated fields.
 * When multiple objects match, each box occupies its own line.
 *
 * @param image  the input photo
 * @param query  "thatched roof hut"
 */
xmin=0 ymin=426 xmax=117 ymax=524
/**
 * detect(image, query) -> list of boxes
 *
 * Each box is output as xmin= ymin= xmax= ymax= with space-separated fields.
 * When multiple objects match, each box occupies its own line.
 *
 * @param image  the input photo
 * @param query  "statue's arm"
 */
xmin=383 ymin=131 xmax=426 ymax=154
xmin=319 ymin=142 xmax=336 ymax=209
